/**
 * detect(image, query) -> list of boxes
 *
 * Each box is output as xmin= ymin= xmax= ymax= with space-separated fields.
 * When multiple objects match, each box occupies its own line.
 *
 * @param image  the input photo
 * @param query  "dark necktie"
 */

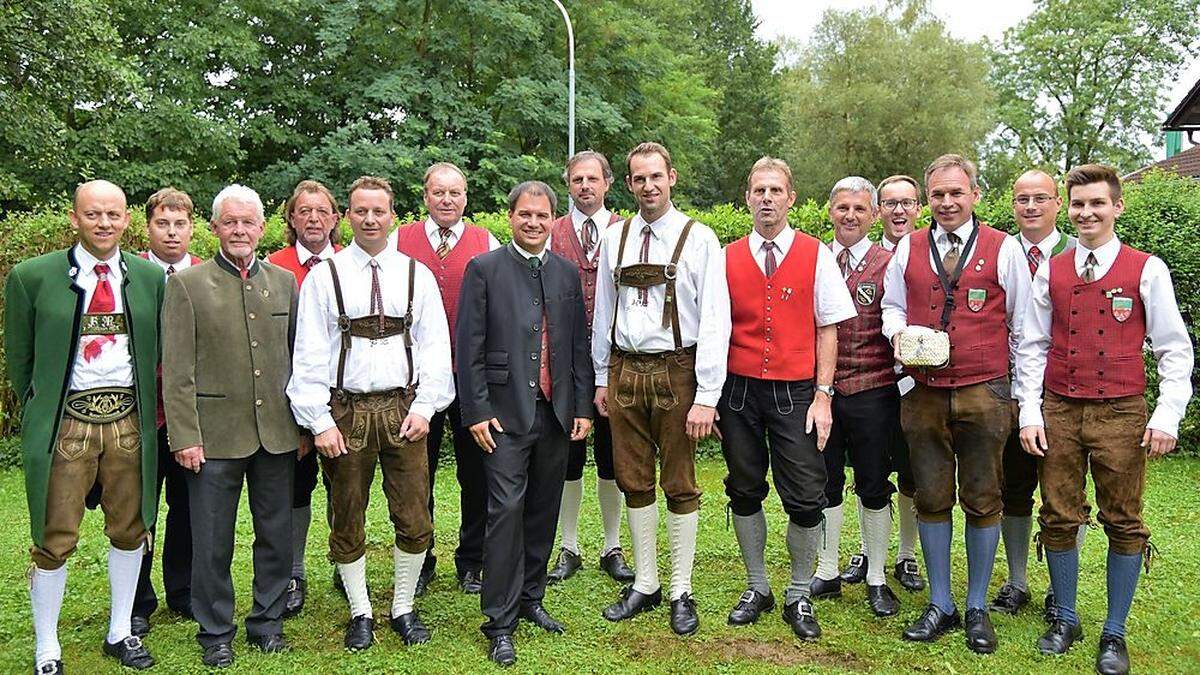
xmin=836 ymin=247 xmax=851 ymax=278
xmin=582 ymin=217 xmax=598 ymax=256
xmin=436 ymin=227 xmax=452 ymax=259
xmin=529 ymin=256 xmax=552 ymax=400
xmin=763 ymin=241 xmax=779 ymax=277
xmin=942 ymin=232 xmax=962 ymax=276
xmin=638 ymin=224 xmax=652 ymax=305
xmin=303 ymin=255 xmax=321 ymax=270
xmin=1082 ymin=252 xmax=1098 ymax=283
xmin=368 ymin=260 xmax=385 ymax=332
xmin=166 ymin=264 xmax=176 ymax=276
xmin=1026 ymin=246 xmax=1042 ymax=276
xmin=84 ymin=263 xmax=116 ymax=361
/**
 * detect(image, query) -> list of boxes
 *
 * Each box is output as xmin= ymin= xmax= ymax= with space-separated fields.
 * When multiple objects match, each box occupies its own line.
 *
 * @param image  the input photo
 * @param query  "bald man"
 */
xmin=6 ymin=180 xmax=164 ymax=672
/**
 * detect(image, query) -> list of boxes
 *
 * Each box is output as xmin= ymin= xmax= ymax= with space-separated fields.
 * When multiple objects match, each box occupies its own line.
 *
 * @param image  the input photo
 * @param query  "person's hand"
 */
xmin=806 ymin=393 xmax=832 ymax=451
xmin=570 ymin=417 xmax=593 ymax=442
xmin=1020 ymin=425 xmax=1047 ymax=457
xmin=297 ymin=434 xmax=313 ymax=460
xmin=594 ymin=387 xmax=609 ymax=417
xmin=1142 ymin=428 xmax=1177 ymax=458
xmin=686 ymin=404 xmax=717 ymax=441
xmin=401 ymin=412 xmax=430 ymax=442
xmin=471 ymin=418 xmax=504 ymax=453
xmin=175 ymin=445 xmax=205 ymax=472
xmin=891 ymin=332 xmax=905 ymax=362
xmin=315 ymin=427 xmax=347 ymax=458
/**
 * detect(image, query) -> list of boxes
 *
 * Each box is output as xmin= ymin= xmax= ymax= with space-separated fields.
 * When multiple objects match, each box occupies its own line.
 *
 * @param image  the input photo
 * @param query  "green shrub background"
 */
xmin=1 ymin=170 xmax=1196 ymax=456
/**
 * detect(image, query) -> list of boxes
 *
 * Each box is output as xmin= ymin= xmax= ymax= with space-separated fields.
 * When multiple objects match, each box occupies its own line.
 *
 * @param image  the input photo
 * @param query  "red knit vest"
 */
xmin=726 ymin=232 xmax=818 ymax=381
xmin=904 ymin=224 xmax=1009 ymax=388
xmin=141 ymin=251 xmax=202 ymax=427
xmin=1045 ymin=244 xmax=1149 ymax=399
xmin=267 ymin=244 xmax=342 ymax=286
xmin=549 ymin=212 xmax=621 ymax=335
xmin=396 ymin=222 xmax=490 ymax=360
xmin=834 ymin=243 xmax=897 ymax=395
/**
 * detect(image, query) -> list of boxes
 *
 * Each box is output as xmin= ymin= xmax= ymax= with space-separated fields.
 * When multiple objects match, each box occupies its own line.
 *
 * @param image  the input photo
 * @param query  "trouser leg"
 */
xmin=521 ymin=402 xmax=569 ymax=605
xmin=480 ymin=424 xmax=534 ymax=638
xmin=159 ymin=425 xmax=192 ymax=610
xmin=133 ymin=429 xmax=170 ymax=618
xmin=450 ymin=401 xmax=486 ymax=576
xmin=188 ymin=457 xmax=246 ymax=648
xmin=243 ymin=449 xmax=294 ymax=639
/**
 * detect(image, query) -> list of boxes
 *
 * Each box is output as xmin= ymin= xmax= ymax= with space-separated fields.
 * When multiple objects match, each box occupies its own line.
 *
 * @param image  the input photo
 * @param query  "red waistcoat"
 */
xmin=396 ymin=222 xmax=491 ymax=361
xmin=266 ymin=244 xmax=342 ymax=286
xmin=1045 ymin=244 xmax=1149 ymax=399
xmin=726 ymin=232 xmax=818 ymax=381
xmin=549 ymin=212 xmax=622 ymax=336
xmin=904 ymin=224 xmax=1009 ymax=388
xmin=140 ymin=251 xmax=202 ymax=427
xmin=834 ymin=243 xmax=897 ymax=396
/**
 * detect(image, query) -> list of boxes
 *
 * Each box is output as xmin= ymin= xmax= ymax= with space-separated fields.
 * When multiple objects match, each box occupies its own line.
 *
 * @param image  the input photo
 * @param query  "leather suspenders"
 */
xmin=327 ymin=257 xmax=417 ymax=399
xmin=609 ymin=217 xmax=696 ymax=351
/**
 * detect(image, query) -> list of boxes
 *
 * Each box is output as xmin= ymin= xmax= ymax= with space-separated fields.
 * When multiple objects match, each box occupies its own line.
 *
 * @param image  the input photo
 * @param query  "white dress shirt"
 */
xmin=591 ymin=205 xmax=731 ymax=407
xmin=1018 ymin=229 xmax=1061 ymax=265
xmin=880 ymin=236 xmax=899 ymax=252
xmin=295 ymin=241 xmax=336 ymax=264
xmin=423 ymin=218 xmax=501 ymax=253
xmin=881 ymin=218 xmax=1031 ymax=368
xmin=69 ymin=244 xmax=134 ymax=390
xmin=568 ymin=206 xmax=613 ymax=259
xmin=755 ymin=228 xmax=857 ymax=327
xmin=147 ymin=250 xmax=195 ymax=275
xmin=288 ymin=242 xmax=455 ymax=434
xmin=1015 ymin=235 xmax=1194 ymax=436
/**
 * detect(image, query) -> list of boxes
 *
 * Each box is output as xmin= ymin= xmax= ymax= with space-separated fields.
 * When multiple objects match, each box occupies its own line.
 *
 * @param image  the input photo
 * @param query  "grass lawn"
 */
xmin=0 ymin=454 xmax=1197 ymax=674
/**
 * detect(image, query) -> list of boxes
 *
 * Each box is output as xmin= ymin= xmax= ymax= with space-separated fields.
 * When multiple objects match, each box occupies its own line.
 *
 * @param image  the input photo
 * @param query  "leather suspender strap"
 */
xmin=404 ymin=257 xmax=416 ymax=390
xmin=664 ymin=218 xmax=695 ymax=349
xmin=610 ymin=217 xmax=634 ymax=345
xmin=327 ymin=260 xmax=352 ymax=398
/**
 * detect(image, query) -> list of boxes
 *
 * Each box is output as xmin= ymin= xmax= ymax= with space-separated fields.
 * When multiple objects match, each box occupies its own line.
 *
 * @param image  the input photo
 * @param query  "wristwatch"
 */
xmin=816 ymin=384 xmax=835 ymax=398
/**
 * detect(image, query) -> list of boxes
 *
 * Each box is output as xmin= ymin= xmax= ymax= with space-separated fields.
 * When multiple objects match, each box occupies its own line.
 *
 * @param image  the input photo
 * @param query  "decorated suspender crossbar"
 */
xmin=327 ymin=258 xmax=417 ymax=399
xmin=609 ymin=217 xmax=695 ymax=351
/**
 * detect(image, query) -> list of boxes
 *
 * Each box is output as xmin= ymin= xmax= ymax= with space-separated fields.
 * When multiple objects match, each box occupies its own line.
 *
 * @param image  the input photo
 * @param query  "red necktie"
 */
xmin=638 ymin=224 xmax=651 ymax=305
xmin=763 ymin=241 xmax=778 ymax=277
xmin=1026 ymin=246 xmax=1042 ymax=276
xmin=303 ymin=255 xmax=321 ymax=270
xmin=531 ymin=256 xmax=552 ymax=400
xmin=83 ymin=263 xmax=116 ymax=361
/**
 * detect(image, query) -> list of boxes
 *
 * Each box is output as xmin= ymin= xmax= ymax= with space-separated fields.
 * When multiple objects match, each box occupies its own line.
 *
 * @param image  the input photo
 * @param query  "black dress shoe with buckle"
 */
xmin=130 ymin=614 xmax=150 ymax=637
xmin=390 ymin=610 xmax=431 ymax=645
xmin=670 ymin=593 xmax=699 ymax=636
xmin=782 ymin=598 xmax=821 ymax=640
xmin=1096 ymin=634 xmax=1130 ymax=675
xmin=547 ymin=548 xmax=582 ymax=584
xmin=283 ymin=576 xmax=306 ymax=618
xmin=989 ymin=582 xmax=1030 ymax=615
xmin=201 ymin=643 xmax=234 ymax=668
xmin=1043 ymin=590 xmax=1057 ymax=624
xmin=344 ymin=615 xmax=375 ymax=651
xmin=519 ymin=602 xmax=565 ymax=633
xmin=840 ymin=554 xmax=867 ymax=584
xmin=867 ymin=584 xmax=900 ymax=617
xmin=34 ymin=660 xmax=63 ymax=675
xmin=902 ymin=603 xmax=961 ymax=642
xmin=893 ymin=559 xmax=926 ymax=591
xmin=1037 ymin=619 xmax=1082 ymax=655
xmin=727 ymin=589 xmax=775 ymax=625
xmin=458 ymin=569 xmax=483 ymax=594
xmin=489 ymin=634 xmax=517 ymax=667
xmin=809 ymin=576 xmax=842 ymax=599
xmin=602 ymin=586 xmax=662 ymax=621
xmin=247 ymin=633 xmax=290 ymax=653
xmin=102 ymin=635 xmax=154 ymax=670
xmin=964 ymin=607 xmax=997 ymax=654
xmin=599 ymin=548 xmax=635 ymax=582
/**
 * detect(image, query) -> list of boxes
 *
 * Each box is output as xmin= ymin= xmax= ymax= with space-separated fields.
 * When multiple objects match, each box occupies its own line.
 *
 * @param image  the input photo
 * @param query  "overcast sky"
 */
xmin=750 ymin=0 xmax=1200 ymax=157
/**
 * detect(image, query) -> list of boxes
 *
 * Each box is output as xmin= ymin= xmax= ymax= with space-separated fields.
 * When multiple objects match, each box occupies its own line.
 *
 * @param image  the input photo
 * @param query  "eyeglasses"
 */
xmin=1013 ymin=194 xmax=1055 ymax=206
xmin=880 ymin=199 xmax=918 ymax=210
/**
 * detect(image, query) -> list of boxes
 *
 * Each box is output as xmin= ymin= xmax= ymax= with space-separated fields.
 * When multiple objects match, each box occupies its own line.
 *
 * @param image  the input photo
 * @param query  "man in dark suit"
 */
xmin=455 ymin=181 xmax=594 ymax=667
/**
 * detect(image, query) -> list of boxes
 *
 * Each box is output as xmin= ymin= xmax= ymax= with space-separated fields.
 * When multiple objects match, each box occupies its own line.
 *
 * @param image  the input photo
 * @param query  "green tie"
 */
xmin=529 ymin=255 xmax=542 ymax=270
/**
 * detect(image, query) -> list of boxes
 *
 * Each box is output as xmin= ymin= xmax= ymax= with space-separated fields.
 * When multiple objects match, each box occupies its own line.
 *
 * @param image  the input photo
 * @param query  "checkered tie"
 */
xmin=1026 ymin=246 xmax=1042 ymax=276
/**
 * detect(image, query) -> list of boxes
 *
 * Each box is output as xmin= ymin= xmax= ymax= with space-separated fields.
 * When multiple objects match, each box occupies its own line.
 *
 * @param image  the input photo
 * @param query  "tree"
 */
xmin=983 ymin=0 xmax=1200 ymax=188
xmin=776 ymin=0 xmax=994 ymax=201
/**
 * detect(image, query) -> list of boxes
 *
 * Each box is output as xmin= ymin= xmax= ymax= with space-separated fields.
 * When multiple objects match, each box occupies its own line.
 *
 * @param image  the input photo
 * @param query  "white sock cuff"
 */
xmin=338 ymin=556 xmax=372 ymax=619
xmin=628 ymin=504 xmax=660 ymax=595
xmin=815 ymin=504 xmax=844 ymax=581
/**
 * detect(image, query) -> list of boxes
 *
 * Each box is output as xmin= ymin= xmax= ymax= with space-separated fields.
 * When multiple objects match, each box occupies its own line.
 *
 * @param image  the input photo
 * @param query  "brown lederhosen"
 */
xmin=321 ymin=259 xmax=433 ymax=562
xmin=606 ymin=218 xmax=702 ymax=514
xmin=33 ymin=384 xmax=146 ymax=569
xmin=1038 ymin=391 xmax=1149 ymax=555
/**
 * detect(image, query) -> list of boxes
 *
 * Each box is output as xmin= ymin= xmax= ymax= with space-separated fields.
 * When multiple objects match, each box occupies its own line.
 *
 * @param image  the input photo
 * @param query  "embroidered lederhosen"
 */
xmin=610 ymin=217 xmax=696 ymax=352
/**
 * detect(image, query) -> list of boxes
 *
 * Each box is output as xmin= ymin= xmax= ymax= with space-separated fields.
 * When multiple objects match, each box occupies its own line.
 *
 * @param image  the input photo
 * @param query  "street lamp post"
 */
xmin=550 ymin=0 xmax=575 ymax=161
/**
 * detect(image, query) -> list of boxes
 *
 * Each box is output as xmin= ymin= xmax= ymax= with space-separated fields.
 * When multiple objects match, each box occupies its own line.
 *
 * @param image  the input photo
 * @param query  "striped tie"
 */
xmin=1026 ymin=246 xmax=1042 ymax=276
xmin=436 ymin=227 xmax=452 ymax=259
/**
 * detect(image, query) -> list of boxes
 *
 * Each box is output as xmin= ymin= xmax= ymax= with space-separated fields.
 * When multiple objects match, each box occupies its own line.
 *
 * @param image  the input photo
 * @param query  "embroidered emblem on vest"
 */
xmin=781 ymin=287 xmax=794 ymax=301
xmin=967 ymin=288 xmax=986 ymax=312
xmin=855 ymin=281 xmax=877 ymax=306
xmin=1111 ymin=296 xmax=1133 ymax=322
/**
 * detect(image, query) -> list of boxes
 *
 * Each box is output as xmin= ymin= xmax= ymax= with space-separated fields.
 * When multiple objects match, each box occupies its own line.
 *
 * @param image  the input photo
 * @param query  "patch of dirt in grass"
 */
xmin=630 ymin=634 xmax=869 ymax=670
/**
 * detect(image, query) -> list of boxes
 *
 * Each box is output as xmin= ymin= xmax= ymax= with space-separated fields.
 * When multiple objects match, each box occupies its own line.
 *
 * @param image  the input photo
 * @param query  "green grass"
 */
xmin=1 ymin=456 xmax=1198 ymax=673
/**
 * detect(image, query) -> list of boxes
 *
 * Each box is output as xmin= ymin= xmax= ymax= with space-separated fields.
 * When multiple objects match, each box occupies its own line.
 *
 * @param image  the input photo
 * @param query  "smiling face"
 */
xmin=1012 ymin=171 xmax=1062 ymax=243
xmin=1068 ymin=181 xmax=1123 ymax=248
xmin=424 ymin=168 xmax=468 ymax=228
xmin=509 ymin=191 xmax=554 ymax=254
xmin=568 ymin=157 xmax=610 ymax=216
xmin=829 ymin=189 xmax=877 ymax=248
xmin=626 ymin=152 xmax=677 ymax=222
xmin=745 ymin=168 xmax=796 ymax=235
xmin=212 ymin=200 xmax=264 ymax=262
xmin=347 ymin=187 xmax=395 ymax=255
xmin=926 ymin=166 xmax=980 ymax=230
xmin=288 ymin=190 xmax=339 ymax=254
xmin=878 ymin=181 xmax=919 ymax=243
xmin=70 ymin=181 xmax=130 ymax=260
xmin=147 ymin=205 xmax=194 ymax=264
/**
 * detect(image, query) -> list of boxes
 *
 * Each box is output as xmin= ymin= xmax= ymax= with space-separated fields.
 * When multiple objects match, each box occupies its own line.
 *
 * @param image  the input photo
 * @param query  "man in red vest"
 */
xmin=265 ymin=180 xmax=343 ymax=617
xmin=545 ymin=151 xmax=634 ymax=586
xmin=1017 ymin=164 xmax=1192 ymax=675
xmin=881 ymin=154 xmax=1030 ymax=653
xmin=718 ymin=158 xmax=854 ymax=640
xmin=130 ymin=188 xmax=202 ymax=635
xmin=395 ymin=162 xmax=500 ymax=596
xmin=811 ymin=177 xmax=904 ymax=619
xmin=592 ymin=142 xmax=730 ymax=636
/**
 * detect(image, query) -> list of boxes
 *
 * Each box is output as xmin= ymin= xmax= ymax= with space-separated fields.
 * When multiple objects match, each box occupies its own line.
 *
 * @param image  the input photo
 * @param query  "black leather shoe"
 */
xmin=519 ymin=602 xmax=565 ymax=633
xmin=102 ymin=635 xmax=154 ymax=669
xmin=1043 ymin=590 xmax=1057 ymax=624
xmin=669 ymin=593 xmax=699 ymax=636
xmin=867 ymin=584 xmax=900 ymax=617
xmin=344 ymin=615 xmax=375 ymax=651
xmin=893 ymin=559 xmax=926 ymax=591
xmin=390 ymin=610 xmax=431 ymax=645
xmin=201 ymin=642 xmax=234 ymax=668
xmin=1038 ymin=619 xmax=1082 ymax=655
xmin=839 ymin=553 xmax=867 ymax=584
xmin=458 ymin=569 xmax=483 ymax=594
xmin=782 ymin=599 xmax=821 ymax=640
xmin=247 ymin=633 xmax=290 ymax=653
xmin=1096 ymin=634 xmax=1130 ymax=675
xmin=602 ymin=586 xmax=662 ymax=621
xmin=809 ymin=576 xmax=842 ymax=599
xmin=547 ymin=548 xmax=582 ymax=584
xmin=989 ymin=582 xmax=1030 ymax=615
xmin=964 ymin=607 xmax=998 ymax=654
xmin=130 ymin=614 xmax=150 ymax=637
xmin=902 ymin=604 xmax=961 ymax=642
xmin=34 ymin=660 xmax=63 ymax=675
xmin=727 ymin=589 xmax=775 ymax=625
xmin=488 ymin=634 xmax=517 ymax=667
xmin=599 ymin=548 xmax=635 ymax=582
xmin=283 ymin=576 xmax=306 ymax=618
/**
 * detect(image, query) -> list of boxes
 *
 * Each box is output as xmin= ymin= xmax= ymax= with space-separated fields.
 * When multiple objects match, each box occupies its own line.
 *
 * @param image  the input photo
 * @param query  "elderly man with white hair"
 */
xmin=162 ymin=184 xmax=304 ymax=668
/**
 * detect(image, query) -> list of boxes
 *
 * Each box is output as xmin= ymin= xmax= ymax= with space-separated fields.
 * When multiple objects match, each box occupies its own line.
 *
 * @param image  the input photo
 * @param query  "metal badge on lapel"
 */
xmin=855 ymin=281 xmax=877 ymax=306
xmin=974 ymin=258 xmax=985 ymax=272
xmin=1111 ymin=296 xmax=1133 ymax=322
xmin=967 ymin=288 xmax=986 ymax=312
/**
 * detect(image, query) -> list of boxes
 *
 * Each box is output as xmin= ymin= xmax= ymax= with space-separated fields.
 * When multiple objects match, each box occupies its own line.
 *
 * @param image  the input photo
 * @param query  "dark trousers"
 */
xmin=187 ymin=448 xmax=294 ymax=648
xmin=133 ymin=425 xmax=193 ymax=617
xmin=480 ymin=399 xmax=568 ymax=638
xmin=716 ymin=375 xmax=827 ymax=528
xmin=425 ymin=398 xmax=486 ymax=576
xmin=565 ymin=411 xmax=614 ymax=481
xmin=891 ymin=410 xmax=916 ymax=498
xmin=1000 ymin=425 xmax=1039 ymax=518
xmin=824 ymin=385 xmax=898 ymax=511
xmin=293 ymin=448 xmax=319 ymax=508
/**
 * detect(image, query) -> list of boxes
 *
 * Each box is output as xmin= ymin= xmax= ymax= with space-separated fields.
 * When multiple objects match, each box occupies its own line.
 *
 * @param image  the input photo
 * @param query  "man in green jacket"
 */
xmin=5 ymin=180 xmax=163 ymax=674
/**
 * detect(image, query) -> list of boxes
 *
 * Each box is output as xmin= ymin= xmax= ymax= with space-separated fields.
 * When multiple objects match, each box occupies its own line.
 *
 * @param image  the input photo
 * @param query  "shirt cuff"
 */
xmin=409 ymin=402 xmax=435 ymax=423
xmin=1017 ymin=404 xmax=1044 ymax=430
xmin=310 ymin=414 xmax=337 ymax=436
xmin=595 ymin=370 xmax=609 ymax=388
xmin=695 ymin=388 xmax=721 ymax=408
xmin=1146 ymin=408 xmax=1180 ymax=440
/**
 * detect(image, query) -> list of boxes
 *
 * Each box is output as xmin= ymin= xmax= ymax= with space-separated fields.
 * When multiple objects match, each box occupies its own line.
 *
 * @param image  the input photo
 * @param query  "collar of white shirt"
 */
xmin=296 ymin=241 xmax=336 ymax=261
xmin=830 ymin=235 xmax=872 ymax=266
xmin=632 ymin=204 xmax=687 ymax=240
xmin=511 ymin=242 xmax=548 ymax=264
xmin=572 ymin=206 xmax=612 ymax=231
xmin=347 ymin=241 xmax=400 ymax=270
xmin=425 ymin=218 xmax=465 ymax=241
xmin=933 ymin=216 xmax=977 ymax=245
xmin=147 ymin=249 xmax=192 ymax=272
xmin=74 ymin=244 xmax=121 ymax=279
xmin=1019 ymin=229 xmax=1061 ymax=259
xmin=1074 ymin=234 xmax=1121 ymax=269
xmin=748 ymin=226 xmax=795 ymax=260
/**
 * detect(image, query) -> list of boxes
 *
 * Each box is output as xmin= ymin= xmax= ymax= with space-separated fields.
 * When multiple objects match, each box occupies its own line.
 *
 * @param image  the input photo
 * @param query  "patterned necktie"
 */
xmin=303 ymin=255 xmax=321 ymax=270
xmin=368 ymin=260 xmax=385 ymax=332
xmin=836 ymin=247 xmax=851 ymax=278
xmin=638 ymin=224 xmax=652 ymax=305
xmin=529 ymin=256 xmax=552 ymax=400
xmin=166 ymin=264 xmax=176 ymax=276
xmin=1026 ymin=246 xmax=1043 ymax=277
xmin=763 ymin=241 xmax=779 ymax=277
xmin=582 ymin=217 xmax=598 ymax=256
xmin=436 ymin=227 xmax=453 ymax=259
xmin=942 ymin=232 xmax=962 ymax=277
xmin=83 ymin=263 xmax=116 ymax=361
xmin=1082 ymin=252 xmax=1098 ymax=283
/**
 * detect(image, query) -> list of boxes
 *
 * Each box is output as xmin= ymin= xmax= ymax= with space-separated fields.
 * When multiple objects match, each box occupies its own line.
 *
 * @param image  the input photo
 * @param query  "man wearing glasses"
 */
xmin=877 ymin=175 xmax=919 ymax=252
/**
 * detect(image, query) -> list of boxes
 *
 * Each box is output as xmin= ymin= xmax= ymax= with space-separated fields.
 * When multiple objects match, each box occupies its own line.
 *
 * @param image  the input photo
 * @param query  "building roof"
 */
xmin=1164 ymin=77 xmax=1200 ymax=131
xmin=1124 ymin=143 xmax=1200 ymax=181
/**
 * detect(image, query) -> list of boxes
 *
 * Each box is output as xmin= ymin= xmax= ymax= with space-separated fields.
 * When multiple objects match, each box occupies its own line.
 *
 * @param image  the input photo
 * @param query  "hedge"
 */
xmin=0 ymin=170 xmax=1196 ymax=452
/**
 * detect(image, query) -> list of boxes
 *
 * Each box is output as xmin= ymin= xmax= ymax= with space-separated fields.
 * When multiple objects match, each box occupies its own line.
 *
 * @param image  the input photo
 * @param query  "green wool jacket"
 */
xmin=4 ymin=248 xmax=164 ymax=547
xmin=162 ymin=256 xmax=301 ymax=458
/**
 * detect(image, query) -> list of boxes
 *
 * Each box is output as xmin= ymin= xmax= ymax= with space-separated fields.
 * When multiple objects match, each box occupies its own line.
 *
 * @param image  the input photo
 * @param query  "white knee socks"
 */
xmin=31 ymin=565 xmax=67 ymax=665
xmin=627 ymin=504 xmax=660 ymax=595
xmin=897 ymin=493 xmax=919 ymax=562
xmin=666 ymin=510 xmax=698 ymax=601
xmin=597 ymin=478 xmax=623 ymax=555
xmin=392 ymin=547 xmax=425 ymax=618
xmin=815 ymin=504 xmax=844 ymax=581
xmin=861 ymin=506 xmax=892 ymax=586
xmin=107 ymin=546 xmax=143 ymax=643
xmin=557 ymin=479 xmax=584 ymax=555
xmin=338 ymin=555 xmax=372 ymax=619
